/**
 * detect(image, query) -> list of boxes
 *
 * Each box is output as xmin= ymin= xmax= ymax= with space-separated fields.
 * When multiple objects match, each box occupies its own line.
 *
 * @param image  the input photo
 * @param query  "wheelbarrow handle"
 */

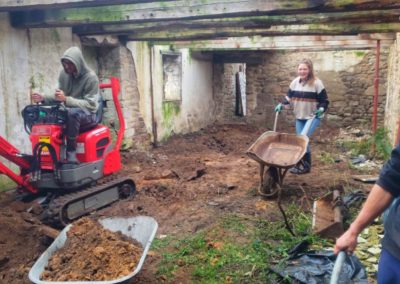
xmin=273 ymin=111 xmax=279 ymax=132
xmin=330 ymin=251 xmax=346 ymax=284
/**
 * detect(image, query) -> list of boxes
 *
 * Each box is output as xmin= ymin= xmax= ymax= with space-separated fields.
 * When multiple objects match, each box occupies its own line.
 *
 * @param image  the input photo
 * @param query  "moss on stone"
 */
xmin=161 ymin=101 xmax=181 ymax=139
xmin=355 ymin=51 xmax=366 ymax=57
xmin=50 ymin=28 xmax=60 ymax=42
xmin=29 ymin=73 xmax=45 ymax=90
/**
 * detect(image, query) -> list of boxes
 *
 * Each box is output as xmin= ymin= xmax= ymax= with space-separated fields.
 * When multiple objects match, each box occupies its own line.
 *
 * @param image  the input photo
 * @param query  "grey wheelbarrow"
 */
xmin=29 ymin=216 xmax=158 ymax=284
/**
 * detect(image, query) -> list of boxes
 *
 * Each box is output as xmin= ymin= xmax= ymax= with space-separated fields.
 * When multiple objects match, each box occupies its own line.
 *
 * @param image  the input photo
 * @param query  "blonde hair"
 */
xmin=299 ymin=58 xmax=316 ymax=85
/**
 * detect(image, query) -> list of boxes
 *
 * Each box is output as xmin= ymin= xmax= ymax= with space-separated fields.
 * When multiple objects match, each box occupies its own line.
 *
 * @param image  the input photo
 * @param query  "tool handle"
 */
xmin=300 ymin=116 xmax=316 ymax=136
xmin=330 ymin=251 xmax=346 ymax=284
xmin=273 ymin=111 xmax=279 ymax=132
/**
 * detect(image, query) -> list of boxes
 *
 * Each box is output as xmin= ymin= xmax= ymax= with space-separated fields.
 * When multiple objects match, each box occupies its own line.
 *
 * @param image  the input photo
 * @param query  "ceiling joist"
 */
xmin=9 ymin=0 xmax=400 ymax=28
xmin=0 ymin=0 xmax=171 ymax=11
xmin=119 ymin=23 xmax=400 ymax=41
xmin=73 ymin=9 xmax=400 ymax=36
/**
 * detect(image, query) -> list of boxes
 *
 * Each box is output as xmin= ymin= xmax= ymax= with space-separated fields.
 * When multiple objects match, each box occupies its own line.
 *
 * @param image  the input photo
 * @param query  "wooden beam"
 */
xmin=0 ymin=0 xmax=172 ymax=11
xmin=121 ymin=23 xmax=400 ymax=41
xmin=73 ymin=9 xmax=400 ymax=35
xmin=10 ymin=0 xmax=400 ymax=28
xmin=158 ymin=35 xmax=394 ymax=51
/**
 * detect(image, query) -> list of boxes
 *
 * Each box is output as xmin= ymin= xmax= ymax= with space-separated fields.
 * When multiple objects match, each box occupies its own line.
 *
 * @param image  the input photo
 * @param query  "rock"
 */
xmin=357 ymin=236 xmax=367 ymax=243
xmin=367 ymin=247 xmax=381 ymax=255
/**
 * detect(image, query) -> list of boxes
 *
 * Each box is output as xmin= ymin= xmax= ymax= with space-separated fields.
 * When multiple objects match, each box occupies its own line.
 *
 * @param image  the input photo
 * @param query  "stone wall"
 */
xmin=215 ymin=50 xmax=389 ymax=130
xmin=95 ymin=45 xmax=149 ymax=149
xmin=213 ymin=63 xmax=247 ymax=123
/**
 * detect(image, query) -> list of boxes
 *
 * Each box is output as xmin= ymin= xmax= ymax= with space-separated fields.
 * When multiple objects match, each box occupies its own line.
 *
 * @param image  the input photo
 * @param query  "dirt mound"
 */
xmin=0 ymin=205 xmax=47 ymax=284
xmin=42 ymin=217 xmax=142 ymax=282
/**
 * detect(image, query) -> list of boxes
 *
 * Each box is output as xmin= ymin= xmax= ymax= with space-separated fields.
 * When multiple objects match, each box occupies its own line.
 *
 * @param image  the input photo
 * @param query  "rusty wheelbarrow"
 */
xmin=246 ymin=112 xmax=309 ymax=197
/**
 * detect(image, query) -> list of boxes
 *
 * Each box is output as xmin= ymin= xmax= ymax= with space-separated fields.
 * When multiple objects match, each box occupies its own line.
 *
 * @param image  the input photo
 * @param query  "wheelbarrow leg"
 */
xmin=259 ymin=164 xmax=265 ymax=188
xmin=258 ymin=165 xmax=280 ymax=198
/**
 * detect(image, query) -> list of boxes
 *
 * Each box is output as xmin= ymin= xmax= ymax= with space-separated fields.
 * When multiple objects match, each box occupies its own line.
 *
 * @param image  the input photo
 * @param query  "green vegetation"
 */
xmin=354 ymin=51 xmax=365 ymax=57
xmin=161 ymin=101 xmax=181 ymax=141
xmin=339 ymin=127 xmax=392 ymax=161
xmin=29 ymin=73 xmax=45 ymax=90
xmin=154 ymin=207 xmax=329 ymax=283
xmin=0 ymin=176 xmax=16 ymax=192
xmin=318 ymin=152 xmax=336 ymax=164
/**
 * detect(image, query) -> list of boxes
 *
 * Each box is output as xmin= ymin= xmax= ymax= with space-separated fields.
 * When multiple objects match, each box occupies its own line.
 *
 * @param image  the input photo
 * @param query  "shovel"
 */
xmin=312 ymin=189 xmax=344 ymax=239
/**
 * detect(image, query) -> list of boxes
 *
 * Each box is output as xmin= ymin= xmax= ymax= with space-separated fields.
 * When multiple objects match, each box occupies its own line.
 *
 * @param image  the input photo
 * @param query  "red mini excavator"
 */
xmin=0 ymin=77 xmax=135 ymax=226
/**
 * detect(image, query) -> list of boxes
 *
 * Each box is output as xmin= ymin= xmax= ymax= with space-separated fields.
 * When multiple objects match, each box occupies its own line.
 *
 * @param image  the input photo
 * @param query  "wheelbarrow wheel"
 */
xmin=259 ymin=167 xmax=280 ymax=198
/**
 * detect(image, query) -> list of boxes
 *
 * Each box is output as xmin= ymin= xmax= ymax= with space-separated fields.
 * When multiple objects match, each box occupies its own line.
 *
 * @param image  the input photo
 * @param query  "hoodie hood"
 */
xmin=60 ymin=46 xmax=88 ymax=77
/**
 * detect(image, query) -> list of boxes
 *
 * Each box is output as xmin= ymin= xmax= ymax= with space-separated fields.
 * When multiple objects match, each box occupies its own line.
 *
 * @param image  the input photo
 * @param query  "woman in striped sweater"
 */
xmin=275 ymin=58 xmax=329 ymax=174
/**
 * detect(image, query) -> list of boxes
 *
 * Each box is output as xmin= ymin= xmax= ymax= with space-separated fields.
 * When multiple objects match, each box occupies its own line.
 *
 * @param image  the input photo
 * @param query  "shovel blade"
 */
xmin=312 ymin=190 xmax=344 ymax=239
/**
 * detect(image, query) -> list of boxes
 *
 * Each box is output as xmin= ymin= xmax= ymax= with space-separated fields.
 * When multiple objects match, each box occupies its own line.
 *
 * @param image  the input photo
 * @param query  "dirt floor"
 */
xmin=0 ymin=122 xmax=376 ymax=284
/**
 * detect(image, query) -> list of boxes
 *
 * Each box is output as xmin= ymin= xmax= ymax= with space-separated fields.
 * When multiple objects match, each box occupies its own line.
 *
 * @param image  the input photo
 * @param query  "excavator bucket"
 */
xmin=312 ymin=189 xmax=344 ymax=239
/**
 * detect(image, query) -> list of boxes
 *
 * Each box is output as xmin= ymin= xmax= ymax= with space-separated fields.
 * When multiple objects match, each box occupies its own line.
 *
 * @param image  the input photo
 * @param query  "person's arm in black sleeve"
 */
xmin=376 ymin=145 xmax=400 ymax=198
xmin=317 ymin=88 xmax=329 ymax=110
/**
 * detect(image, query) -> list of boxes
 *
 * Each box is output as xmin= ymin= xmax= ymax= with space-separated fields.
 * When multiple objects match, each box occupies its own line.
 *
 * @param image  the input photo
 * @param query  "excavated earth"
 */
xmin=0 ymin=122 xmax=375 ymax=284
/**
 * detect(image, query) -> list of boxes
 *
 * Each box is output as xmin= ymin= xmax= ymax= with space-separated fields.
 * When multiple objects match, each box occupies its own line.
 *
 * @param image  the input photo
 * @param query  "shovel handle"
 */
xmin=330 ymin=251 xmax=346 ymax=284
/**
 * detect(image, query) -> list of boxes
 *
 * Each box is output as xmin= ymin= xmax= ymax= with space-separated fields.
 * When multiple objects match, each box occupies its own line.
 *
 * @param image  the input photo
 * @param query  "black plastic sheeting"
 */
xmin=271 ymin=250 xmax=369 ymax=284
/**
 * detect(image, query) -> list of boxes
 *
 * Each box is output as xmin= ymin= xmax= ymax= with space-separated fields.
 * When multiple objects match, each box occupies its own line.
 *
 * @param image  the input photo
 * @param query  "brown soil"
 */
xmin=41 ymin=217 xmax=142 ymax=281
xmin=0 ymin=122 xmax=374 ymax=284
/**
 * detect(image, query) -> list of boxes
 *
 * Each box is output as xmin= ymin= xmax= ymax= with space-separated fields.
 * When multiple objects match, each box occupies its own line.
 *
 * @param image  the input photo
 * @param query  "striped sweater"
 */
xmin=283 ymin=76 xmax=329 ymax=120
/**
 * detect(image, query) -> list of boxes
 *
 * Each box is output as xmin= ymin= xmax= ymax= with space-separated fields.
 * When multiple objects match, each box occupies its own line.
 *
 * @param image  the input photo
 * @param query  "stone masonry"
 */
xmin=213 ymin=50 xmax=388 ymax=130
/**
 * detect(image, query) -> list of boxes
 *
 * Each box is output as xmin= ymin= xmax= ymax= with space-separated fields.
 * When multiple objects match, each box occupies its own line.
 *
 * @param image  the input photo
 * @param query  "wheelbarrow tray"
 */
xmin=29 ymin=216 xmax=158 ymax=284
xmin=247 ymin=131 xmax=309 ymax=168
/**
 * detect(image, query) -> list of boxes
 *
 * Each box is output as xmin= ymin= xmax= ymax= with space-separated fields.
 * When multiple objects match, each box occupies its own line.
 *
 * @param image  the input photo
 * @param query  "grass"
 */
xmin=153 ymin=206 xmax=330 ymax=283
xmin=338 ymin=127 xmax=392 ymax=161
xmin=318 ymin=152 xmax=336 ymax=164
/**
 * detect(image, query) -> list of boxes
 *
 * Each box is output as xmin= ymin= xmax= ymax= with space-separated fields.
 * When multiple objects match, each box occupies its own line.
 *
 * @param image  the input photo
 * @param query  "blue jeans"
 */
xmin=378 ymin=249 xmax=400 ymax=284
xmin=295 ymin=118 xmax=320 ymax=153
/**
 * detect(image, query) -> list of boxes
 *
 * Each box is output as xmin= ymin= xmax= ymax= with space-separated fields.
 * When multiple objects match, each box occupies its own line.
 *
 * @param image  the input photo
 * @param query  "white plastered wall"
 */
xmin=0 ymin=12 xmax=78 ymax=165
xmin=128 ymin=43 xmax=215 ymax=142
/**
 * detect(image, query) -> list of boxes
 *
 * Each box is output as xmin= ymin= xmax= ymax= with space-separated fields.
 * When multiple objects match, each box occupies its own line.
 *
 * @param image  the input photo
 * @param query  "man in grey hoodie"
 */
xmin=31 ymin=46 xmax=100 ymax=163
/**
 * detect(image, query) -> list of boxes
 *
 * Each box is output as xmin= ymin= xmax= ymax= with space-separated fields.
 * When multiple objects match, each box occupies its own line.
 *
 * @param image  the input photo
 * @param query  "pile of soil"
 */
xmin=41 ymin=217 xmax=142 ymax=281
xmin=0 ymin=203 xmax=48 ymax=284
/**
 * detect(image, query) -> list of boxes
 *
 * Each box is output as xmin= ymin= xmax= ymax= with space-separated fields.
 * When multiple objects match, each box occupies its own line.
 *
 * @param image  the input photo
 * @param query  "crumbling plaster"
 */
xmin=385 ymin=33 xmax=400 ymax=145
xmin=128 ymin=43 xmax=215 ymax=143
xmin=0 ymin=13 xmax=78 ymax=157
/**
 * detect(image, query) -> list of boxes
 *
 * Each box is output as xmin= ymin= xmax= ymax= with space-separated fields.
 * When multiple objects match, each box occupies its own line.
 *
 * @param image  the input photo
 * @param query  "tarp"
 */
xmin=271 ymin=250 xmax=369 ymax=284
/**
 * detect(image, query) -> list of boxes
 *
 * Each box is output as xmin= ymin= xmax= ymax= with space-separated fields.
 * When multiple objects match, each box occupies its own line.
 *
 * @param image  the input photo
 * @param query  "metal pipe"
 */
xmin=372 ymin=40 xmax=380 ymax=133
